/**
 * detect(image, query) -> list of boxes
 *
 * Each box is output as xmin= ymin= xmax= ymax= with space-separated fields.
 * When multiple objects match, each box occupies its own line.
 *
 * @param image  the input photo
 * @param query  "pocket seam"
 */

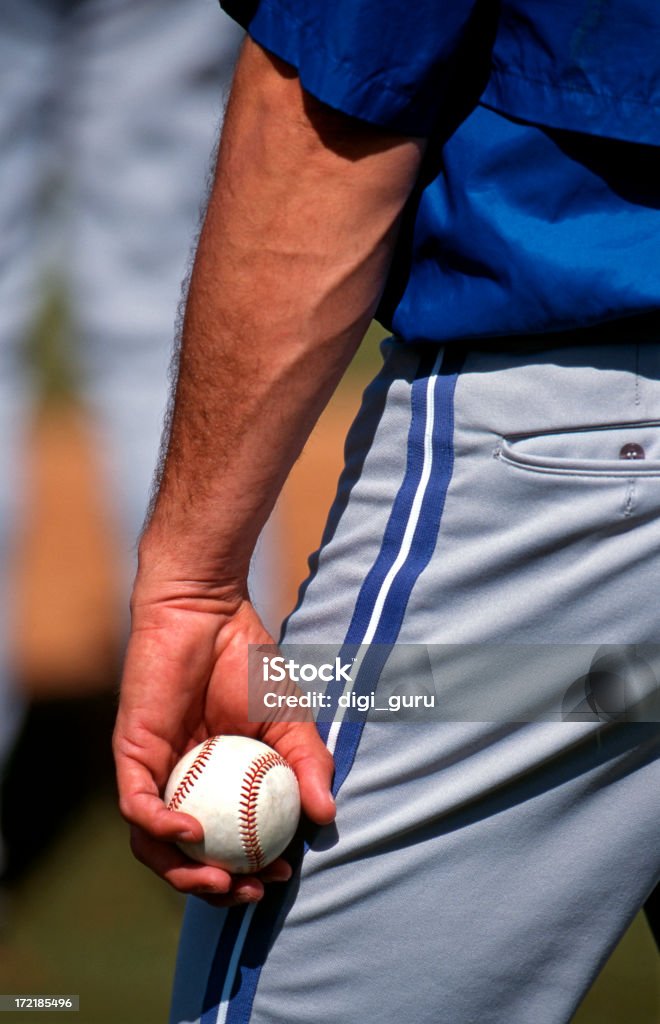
xmin=495 ymin=422 xmax=660 ymax=478
xmin=495 ymin=446 xmax=660 ymax=478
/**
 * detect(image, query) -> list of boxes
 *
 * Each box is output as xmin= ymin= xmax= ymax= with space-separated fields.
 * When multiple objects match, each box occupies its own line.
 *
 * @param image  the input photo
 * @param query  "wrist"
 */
xmin=134 ymin=527 xmax=250 ymax=607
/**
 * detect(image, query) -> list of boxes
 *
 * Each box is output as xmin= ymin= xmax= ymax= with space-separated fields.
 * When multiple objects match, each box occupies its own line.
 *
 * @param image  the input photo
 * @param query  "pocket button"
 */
xmin=619 ymin=442 xmax=646 ymax=460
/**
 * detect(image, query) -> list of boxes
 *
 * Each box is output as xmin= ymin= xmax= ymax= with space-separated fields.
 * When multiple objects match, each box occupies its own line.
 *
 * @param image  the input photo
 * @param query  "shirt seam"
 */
xmin=249 ymin=0 xmax=426 ymax=107
xmin=491 ymin=64 xmax=660 ymax=114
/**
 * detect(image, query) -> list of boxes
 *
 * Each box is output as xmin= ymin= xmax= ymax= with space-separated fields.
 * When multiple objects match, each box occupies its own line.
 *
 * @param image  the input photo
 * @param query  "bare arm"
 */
xmin=145 ymin=37 xmax=424 ymax=580
xmin=113 ymin=37 xmax=424 ymax=904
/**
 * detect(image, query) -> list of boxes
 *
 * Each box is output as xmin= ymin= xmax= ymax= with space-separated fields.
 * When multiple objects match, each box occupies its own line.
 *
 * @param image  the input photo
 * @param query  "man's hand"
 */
xmin=113 ymin=574 xmax=335 ymax=906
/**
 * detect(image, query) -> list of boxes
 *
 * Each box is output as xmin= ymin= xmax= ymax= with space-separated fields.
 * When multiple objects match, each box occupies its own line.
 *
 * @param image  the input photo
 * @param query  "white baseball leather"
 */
xmin=164 ymin=735 xmax=301 ymax=873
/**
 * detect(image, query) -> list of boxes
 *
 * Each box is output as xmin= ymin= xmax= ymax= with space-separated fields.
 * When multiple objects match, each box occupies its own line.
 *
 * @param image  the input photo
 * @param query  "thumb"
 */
xmin=269 ymin=722 xmax=336 ymax=826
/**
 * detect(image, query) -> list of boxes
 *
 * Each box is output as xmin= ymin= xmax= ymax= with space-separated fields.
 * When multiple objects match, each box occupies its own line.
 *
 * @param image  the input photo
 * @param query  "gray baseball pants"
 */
xmin=170 ymin=336 xmax=660 ymax=1024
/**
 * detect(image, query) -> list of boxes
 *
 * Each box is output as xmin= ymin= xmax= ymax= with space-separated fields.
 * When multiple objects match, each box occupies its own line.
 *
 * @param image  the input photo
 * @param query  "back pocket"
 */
xmin=497 ymin=422 xmax=660 ymax=476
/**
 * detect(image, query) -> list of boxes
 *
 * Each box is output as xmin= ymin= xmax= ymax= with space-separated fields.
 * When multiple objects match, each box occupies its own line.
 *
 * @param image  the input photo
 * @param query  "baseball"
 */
xmin=164 ymin=735 xmax=301 ymax=873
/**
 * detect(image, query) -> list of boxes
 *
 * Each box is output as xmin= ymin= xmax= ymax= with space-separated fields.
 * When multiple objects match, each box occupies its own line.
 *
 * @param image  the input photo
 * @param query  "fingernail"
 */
xmin=236 ymin=889 xmax=261 ymax=903
xmin=177 ymin=830 xmax=197 ymax=842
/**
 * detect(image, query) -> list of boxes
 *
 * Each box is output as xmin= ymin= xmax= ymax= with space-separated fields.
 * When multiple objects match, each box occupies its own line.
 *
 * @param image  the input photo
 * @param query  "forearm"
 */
xmin=141 ymin=39 xmax=424 ymax=588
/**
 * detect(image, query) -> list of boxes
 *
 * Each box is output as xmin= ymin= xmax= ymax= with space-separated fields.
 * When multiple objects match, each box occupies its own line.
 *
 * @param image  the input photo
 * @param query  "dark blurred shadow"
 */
xmin=1 ymin=687 xmax=118 ymax=886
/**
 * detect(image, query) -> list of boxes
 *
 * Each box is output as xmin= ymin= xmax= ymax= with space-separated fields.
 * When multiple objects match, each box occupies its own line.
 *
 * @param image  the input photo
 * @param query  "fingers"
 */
xmin=130 ymin=826 xmax=232 ymax=894
xmin=267 ymin=722 xmax=336 ymax=826
xmin=258 ymin=857 xmax=293 ymax=884
xmin=115 ymin=741 xmax=206 ymax=843
xmin=120 ymin=789 xmax=204 ymax=844
xmin=129 ymin=827 xmax=293 ymax=907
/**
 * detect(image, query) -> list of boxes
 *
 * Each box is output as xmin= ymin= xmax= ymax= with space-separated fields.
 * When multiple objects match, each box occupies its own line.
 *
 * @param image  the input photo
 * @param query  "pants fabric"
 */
xmin=0 ymin=0 xmax=250 ymax=863
xmin=170 ymin=336 xmax=660 ymax=1024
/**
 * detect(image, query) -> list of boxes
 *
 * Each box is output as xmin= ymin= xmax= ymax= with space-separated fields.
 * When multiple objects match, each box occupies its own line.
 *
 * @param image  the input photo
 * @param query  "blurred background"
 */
xmin=0 ymin=2 xmax=657 ymax=1022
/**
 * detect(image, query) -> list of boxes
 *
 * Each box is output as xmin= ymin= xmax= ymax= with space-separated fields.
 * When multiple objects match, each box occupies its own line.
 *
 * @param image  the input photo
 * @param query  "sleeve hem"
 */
xmin=234 ymin=0 xmax=436 ymax=136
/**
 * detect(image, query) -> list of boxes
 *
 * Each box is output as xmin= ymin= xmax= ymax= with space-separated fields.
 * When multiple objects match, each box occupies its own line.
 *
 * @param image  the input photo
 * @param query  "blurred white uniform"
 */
xmin=0 ymin=0 xmax=249 ymax=863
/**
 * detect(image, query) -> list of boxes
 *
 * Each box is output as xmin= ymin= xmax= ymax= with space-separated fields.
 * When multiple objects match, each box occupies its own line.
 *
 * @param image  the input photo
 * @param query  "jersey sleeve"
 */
xmin=220 ymin=0 xmax=483 ymax=136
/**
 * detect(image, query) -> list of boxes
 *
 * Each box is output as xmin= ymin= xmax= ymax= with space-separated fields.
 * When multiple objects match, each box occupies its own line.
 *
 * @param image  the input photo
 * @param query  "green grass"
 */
xmin=1 ymin=794 xmax=183 ymax=1024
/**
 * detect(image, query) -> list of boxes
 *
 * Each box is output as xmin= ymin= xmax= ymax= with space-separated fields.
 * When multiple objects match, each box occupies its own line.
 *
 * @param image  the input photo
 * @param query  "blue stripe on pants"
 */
xmin=210 ymin=346 xmax=464 ymax=1024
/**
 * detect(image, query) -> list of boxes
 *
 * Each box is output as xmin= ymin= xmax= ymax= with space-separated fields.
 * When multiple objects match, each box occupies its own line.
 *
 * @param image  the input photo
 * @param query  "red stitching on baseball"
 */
xmin=167 ymin=736 xmax=220 ymax=812
xmin=239 ymin=751 xmax=294 ymax=871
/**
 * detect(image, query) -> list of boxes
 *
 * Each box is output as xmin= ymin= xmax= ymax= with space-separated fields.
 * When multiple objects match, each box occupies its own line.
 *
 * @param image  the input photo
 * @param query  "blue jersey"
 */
xmin=222 ymin=1 xmax=660 ymax=345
